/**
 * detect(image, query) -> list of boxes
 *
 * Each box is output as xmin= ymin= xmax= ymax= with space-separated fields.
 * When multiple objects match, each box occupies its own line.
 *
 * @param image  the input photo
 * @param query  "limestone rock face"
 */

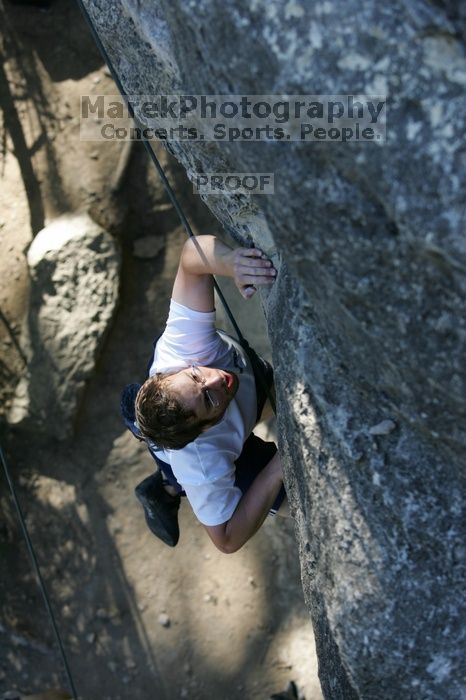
xmin=8 ymin=213 xmax=120 ymax=439
xmin=80 ymin=1 xmax=466 ymax=697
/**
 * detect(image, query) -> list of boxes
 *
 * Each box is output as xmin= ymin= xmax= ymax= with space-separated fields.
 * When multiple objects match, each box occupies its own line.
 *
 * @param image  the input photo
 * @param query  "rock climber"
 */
xmin=122 ymin=234 xmax=287 ymax=552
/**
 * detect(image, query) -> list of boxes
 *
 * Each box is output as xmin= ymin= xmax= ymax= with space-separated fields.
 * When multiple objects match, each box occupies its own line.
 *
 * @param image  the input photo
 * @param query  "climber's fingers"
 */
xmin=238 ymin=271 xmax=276 ymax=285
xmin=233 ymin=248 xmax=275 ymax=269
xmin=236 ymin=263 xmax=276 ymax=276
xmin=232 ymin=248 xmax=277 ymax=299
xmin=235 ymin=247 xmax=273 ymax=264
xmin=237 ymin=283 xmax=257 ymax=299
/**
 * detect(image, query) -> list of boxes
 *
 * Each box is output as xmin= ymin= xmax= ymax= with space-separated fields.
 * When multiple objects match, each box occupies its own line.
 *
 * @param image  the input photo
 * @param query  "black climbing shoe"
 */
xmin=135 ymin=472 xmax=181 ymax=547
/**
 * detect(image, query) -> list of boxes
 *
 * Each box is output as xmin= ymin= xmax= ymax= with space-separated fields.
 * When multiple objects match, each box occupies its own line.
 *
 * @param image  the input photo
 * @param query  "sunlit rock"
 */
xmin=8 ymin=212 xmax=120 ymax=439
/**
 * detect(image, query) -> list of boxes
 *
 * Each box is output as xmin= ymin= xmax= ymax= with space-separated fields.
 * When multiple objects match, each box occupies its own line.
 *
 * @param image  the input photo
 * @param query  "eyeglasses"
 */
xmin=190 ymin=365 xmax=220 ymax=408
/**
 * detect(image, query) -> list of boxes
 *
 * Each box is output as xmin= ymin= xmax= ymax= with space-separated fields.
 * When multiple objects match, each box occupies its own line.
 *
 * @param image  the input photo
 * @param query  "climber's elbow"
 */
xmin=204 ymin=522 xmax=243 ymax=554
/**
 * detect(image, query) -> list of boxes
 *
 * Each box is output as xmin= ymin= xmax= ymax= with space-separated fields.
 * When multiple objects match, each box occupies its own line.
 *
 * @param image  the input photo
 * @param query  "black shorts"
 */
xmin=253 ymin=356 xmax=274 ymax=422
xmin=233 ymin=433 xmax=285 ymax=515
xmin=155 ymin=434 xmax=285 ymax=516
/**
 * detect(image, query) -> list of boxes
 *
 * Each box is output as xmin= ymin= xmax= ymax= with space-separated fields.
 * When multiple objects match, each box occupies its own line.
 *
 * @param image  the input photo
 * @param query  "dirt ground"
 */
xmin=0 ymin=2 xmax=323 ymax=699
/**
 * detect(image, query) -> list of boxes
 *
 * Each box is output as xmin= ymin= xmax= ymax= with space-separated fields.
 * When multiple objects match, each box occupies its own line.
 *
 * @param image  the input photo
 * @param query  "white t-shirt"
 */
xmin=148 ymin=299 xmax=257 ymax=526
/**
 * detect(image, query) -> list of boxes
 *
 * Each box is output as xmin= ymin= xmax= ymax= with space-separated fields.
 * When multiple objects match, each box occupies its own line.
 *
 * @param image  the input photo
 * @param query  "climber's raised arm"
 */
xmin=172 ymin=235 xmax=277 ymax=312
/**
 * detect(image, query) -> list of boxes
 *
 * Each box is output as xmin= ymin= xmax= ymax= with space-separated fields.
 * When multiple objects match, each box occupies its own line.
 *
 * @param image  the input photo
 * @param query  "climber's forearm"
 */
xmin=179 ymin=235 xmax=236 ymax=278
xmin=204 ymin=453 xmax=283 ymax=554
xmin=172 ymin=235 xmax=276 ymax=311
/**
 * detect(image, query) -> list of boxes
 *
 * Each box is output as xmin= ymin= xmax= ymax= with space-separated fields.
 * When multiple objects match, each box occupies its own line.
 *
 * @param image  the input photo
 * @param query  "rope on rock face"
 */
xmin=0 ymin=443 xmax=79 ymax=700
xmin=75 ymin=0 xmax=276 ymax=415
xmin=1 ymin=7 xmax=276 ymax=698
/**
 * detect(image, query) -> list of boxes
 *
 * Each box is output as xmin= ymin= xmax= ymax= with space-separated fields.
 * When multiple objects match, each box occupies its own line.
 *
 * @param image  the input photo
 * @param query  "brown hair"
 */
xmin=135 ymin=373 xmax=210 ymax=450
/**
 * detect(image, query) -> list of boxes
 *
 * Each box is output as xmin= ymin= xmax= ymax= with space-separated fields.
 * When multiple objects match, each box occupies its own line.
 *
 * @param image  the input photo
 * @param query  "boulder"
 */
xmin=8 ymin=213 xmax=120 ymax=439
xmin=80 ymin=1 xmax=466 ymax=697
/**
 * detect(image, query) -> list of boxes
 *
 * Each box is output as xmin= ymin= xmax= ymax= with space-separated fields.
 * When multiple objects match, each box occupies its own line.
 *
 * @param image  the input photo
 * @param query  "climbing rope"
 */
xmin=75 ymin=0 xmax=276 ymax=415
xmin=0 ymin=443 xmax=79 ymax=700
xmin=2 ymin=6 xmax=277 ymax=697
